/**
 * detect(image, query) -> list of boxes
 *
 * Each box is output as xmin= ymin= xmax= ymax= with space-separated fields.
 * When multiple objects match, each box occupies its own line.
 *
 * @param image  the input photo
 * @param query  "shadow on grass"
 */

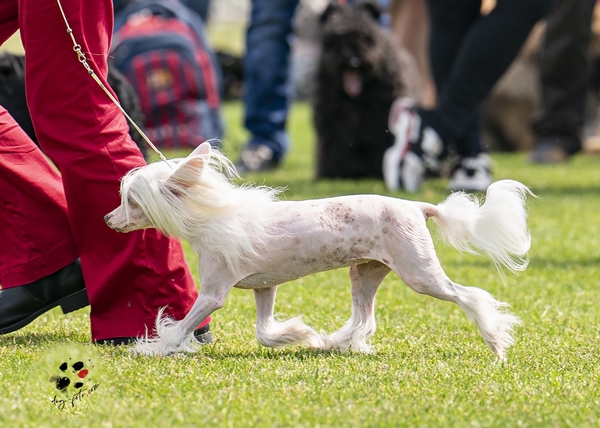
xmin=530 ymin=256 xmax=600 ymax=270
xmin=0 ymin=332 xmax=89 ymax=347
xmin=200 ymin=346 xmax=378 ymax=361
xmin=195 ymin=343 xmax=475 ymax=363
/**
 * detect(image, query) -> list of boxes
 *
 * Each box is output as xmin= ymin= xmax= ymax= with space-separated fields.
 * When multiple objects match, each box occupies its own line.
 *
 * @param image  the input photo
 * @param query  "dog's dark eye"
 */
xmin=127 ymin=196 xmax=139 ymax=208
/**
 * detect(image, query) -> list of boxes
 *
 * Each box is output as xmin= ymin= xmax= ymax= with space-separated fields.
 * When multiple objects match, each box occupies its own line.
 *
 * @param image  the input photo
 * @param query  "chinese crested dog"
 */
xmin=105 ymin=142 xmax=533 ymax=360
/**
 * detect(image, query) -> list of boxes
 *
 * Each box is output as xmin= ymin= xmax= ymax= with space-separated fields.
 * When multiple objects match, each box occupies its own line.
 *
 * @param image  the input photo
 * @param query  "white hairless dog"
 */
xmin=105 ymin=142 xmax=533 ymax=361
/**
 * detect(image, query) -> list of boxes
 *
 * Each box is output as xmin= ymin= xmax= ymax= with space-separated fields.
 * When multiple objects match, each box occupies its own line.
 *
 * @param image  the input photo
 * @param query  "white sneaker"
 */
xmin=399 ymin=151 xmax=426 ymax=193
xmin=448 ymin=153 xmax=493 ymax=192
xmin=383 ymin=98 xmax=443 ymax=192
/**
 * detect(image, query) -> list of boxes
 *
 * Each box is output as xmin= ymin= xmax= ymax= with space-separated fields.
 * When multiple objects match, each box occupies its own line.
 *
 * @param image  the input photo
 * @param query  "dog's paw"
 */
xmin=332 ymin=340 xmax=375 ymax=354
xmin=132 ymin=335 xmax=198 ymax=357
xmin=306 ymin=333 xmax=335 ymax=351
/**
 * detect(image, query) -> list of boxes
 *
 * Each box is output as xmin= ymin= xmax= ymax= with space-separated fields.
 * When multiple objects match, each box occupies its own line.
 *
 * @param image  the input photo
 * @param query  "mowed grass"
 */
xmin=1 ymin=102 xmax=599 ymax=427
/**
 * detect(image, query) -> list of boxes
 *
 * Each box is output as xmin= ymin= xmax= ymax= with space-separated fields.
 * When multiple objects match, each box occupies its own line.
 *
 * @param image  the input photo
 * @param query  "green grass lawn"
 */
xmin=1 ymin=101 xmax=599 ymax=427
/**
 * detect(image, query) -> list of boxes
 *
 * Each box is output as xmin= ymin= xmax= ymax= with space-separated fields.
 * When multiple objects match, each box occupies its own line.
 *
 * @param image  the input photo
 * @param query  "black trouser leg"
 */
xmin=531 ymin=0 xmax=596 ymax=154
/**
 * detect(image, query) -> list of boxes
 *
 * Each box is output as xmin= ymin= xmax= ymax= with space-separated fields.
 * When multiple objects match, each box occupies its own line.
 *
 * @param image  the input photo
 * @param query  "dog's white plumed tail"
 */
xmin=429 ymin=180 xmax=533 ymax=273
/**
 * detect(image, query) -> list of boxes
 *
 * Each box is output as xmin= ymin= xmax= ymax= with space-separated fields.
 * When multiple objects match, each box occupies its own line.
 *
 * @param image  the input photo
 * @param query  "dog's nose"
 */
xmin=104 ymin=214 xmax=111 ymax=224
xmin=349 ymin=57 xmax=361 ymax=68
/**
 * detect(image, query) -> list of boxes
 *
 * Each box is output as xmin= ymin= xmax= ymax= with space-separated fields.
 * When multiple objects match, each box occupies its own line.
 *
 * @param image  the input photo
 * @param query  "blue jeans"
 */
xmin=243 ymin=0 xmax=299 ymax=162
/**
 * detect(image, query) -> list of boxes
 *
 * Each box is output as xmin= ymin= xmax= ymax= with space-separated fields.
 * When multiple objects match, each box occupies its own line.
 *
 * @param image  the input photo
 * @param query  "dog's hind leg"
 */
xmin=254 ymin=287 xmax=332 ymax=350
xmin=329 ymin=261 xmax=391 ymax=353
xmin=448 ymin=283 xmax=521 ymax=361
xmin=388 ymin=241 xmax=520 ymax=360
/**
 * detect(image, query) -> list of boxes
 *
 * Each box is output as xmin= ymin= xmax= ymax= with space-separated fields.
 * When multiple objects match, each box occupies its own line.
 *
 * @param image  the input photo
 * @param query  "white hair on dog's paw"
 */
xmin=329 ymin=316 xmax=377 ymax=354
xmin=256 ymin=315 xmax=333 ymax=351
xmin=133 ymin=308 xmax=198 ymax=356
xmin=454 ymin=285 xmax=522 ymax=361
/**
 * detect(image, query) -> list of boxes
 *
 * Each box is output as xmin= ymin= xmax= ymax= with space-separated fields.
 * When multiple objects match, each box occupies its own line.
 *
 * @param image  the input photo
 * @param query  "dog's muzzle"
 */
xmin=104 ymin=213 xmax=122 ymax=232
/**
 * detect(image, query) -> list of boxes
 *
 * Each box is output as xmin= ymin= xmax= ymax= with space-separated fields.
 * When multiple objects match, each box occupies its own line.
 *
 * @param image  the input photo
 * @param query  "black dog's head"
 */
xmin=318 ymin=1 xmax=384 ymax=98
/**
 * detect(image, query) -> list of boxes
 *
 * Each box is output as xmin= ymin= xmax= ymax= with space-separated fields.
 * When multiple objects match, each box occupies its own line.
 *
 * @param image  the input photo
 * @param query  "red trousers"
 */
xmin=0 ymin=0 xmax=207 ymax=340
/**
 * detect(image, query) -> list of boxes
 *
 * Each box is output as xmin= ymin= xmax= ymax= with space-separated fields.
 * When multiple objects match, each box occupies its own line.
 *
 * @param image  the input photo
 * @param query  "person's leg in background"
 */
xmin=530 ymin=0 xmax=597 ymax=164
xmin=384 ymin=0 xmax=552 ymax=192
xmin=425 ymin=0 xmax=490 ymax=190
xmin=237 ymin=0 xmax=300 ymax=173
xmin=181 ymin=0 xmax=212 ymax=23
xmin=390 ymin=0 xmax=436 ymax=108
xmin=385 ymin=0 xmax=486 ymax=192
xmin=426 ymin=0 xmax=481 ymax=104
xmin=0 ymin=0 xmax=209 ymax=343
xmin=427 ymin=0 xmax=552 ymax=144
xmin=429 ymin=0 xmax=552 ymax=190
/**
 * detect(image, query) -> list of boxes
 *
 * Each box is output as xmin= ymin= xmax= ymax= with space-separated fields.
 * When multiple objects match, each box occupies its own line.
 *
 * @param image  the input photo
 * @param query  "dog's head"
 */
xmin=105 ymin=142 xmax=214 ymax=235
xmin=318 ymin=1 xmax=383 ymax=97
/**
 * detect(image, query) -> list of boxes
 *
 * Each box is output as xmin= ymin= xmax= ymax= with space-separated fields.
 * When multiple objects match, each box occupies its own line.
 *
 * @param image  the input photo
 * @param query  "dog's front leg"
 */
xmin=134 ymin=262 xmax=239 ymax=356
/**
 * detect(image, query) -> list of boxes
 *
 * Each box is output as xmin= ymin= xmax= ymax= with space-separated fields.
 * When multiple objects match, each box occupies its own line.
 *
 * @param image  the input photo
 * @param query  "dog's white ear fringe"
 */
xmin=167 ymin=156 xmax=206 ymax=188
xmin=188 ymin=141 xmax=212 ymax=160
xmin=166 ymin=141 xmax=213 ymax=188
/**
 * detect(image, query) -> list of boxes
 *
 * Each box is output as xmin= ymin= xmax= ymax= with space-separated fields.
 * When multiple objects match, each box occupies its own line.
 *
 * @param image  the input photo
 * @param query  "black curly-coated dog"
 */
xmin=0 ymin=52 xmax=148 ymax=159
xmin=313 ymin=1 xmax=422 ymax=179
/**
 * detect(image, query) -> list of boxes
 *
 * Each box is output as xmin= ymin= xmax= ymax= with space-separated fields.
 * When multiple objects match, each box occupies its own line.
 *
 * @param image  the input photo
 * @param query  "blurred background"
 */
xmin=2 ymin=0 xmax=600 ymax=157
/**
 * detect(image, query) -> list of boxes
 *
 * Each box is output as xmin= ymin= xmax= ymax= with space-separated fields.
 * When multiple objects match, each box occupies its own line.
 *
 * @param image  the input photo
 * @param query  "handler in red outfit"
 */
xmin=0 ymin=0 xmax=210 ymax=344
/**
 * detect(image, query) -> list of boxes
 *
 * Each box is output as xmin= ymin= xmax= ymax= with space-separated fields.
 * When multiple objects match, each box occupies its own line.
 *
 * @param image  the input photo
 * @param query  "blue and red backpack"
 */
xmin=112 ymin=0 xmax=223 ymax=148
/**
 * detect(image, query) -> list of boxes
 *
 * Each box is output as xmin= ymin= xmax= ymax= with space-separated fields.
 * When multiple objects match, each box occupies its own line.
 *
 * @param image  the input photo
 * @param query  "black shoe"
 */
xmin=0 ymin=259 xmax=88 ymax=334
xmin=448 ymin=153 xmax=493 ymax=192
xmin=95 ymin=324 xmax=213 ymax=346
xmin=529 ymin=142 xmax=570 ymax=164
xmin=529 ymin=135 xmax=582 ymax=164
xmin=235 ymin=145 xmax=279 ymax=173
